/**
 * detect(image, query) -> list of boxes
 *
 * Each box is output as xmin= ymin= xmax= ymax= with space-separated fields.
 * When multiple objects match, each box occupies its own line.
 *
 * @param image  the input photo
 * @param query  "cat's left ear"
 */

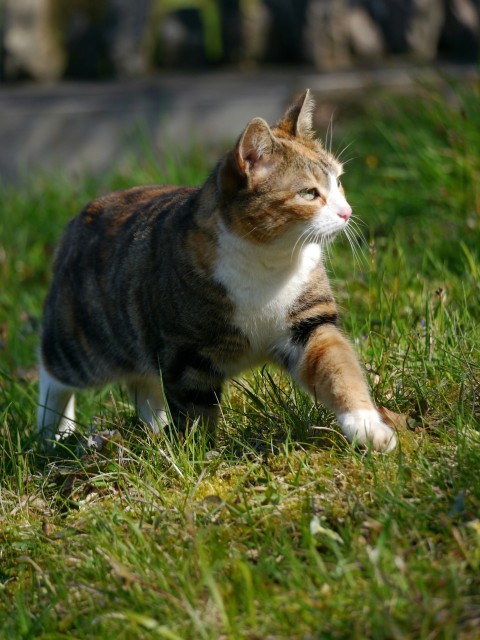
xmin=276 ymin=89 xmax=315 ymax=138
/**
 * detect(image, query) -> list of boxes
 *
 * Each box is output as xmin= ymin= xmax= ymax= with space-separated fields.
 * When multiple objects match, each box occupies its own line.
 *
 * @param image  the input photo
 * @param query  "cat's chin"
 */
xmin=312 ymin=220 xmax=348 ymax=245
xmin=317 ymin=230 xmax=341 ymax=243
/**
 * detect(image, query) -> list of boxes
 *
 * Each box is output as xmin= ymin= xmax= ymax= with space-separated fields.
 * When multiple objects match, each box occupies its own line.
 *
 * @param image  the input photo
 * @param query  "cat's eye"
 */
xmin=299 ymin=188 xmax=319 ymax=201
xmin=337 ymin=178 xmax=342 ymax=188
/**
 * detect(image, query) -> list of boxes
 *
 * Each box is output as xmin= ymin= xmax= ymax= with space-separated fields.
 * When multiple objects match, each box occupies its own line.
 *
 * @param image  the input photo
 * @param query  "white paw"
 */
xmin=338 ymin=409 xmax=397 ymax=453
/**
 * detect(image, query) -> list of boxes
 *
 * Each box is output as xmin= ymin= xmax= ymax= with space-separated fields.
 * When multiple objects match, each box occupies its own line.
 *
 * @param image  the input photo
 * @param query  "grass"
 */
xmin=1 ymin=79 xmax=479 ymax=639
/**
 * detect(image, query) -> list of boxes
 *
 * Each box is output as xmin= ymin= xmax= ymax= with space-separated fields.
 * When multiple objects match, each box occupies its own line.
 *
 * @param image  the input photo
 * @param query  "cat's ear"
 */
xmin=219 ymin=118 xmax=276 ymax=193
xmin=276 ymin=89 xmax=315 ymax=138
xmin=236 ymin=117 xmax=276 ymax=179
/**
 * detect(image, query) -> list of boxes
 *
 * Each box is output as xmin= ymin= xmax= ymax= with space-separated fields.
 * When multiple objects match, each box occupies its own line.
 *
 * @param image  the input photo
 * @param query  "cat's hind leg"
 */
xmin=126 ymin=377 xmax=168 ymax=433
xmin=163 ymin=382 xmax=221 ymax=443
xmin=37 ymin=357 xmax=76 ymax=444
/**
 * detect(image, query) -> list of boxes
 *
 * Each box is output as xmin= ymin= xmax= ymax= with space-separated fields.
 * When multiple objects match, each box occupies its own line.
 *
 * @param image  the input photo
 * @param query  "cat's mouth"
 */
xmin=308 ymin=212 xmax=350 ymax=245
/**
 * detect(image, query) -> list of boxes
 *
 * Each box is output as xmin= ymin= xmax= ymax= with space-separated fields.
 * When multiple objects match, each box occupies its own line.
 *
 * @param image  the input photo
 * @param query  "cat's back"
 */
xmin=52 ymin=184 xmax=198 ymax=274
xmin=70 ymin=185 xmax=196 ymax=239
xmin=81 ymin=184 xmax=194 ymax=218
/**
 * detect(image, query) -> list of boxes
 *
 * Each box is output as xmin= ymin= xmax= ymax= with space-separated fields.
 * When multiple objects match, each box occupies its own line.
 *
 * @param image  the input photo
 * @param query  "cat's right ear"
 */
xmin=235 ymin=117 xmax=276 ymax=182
xmin=218 ymin=118 xmax=276 ymax=195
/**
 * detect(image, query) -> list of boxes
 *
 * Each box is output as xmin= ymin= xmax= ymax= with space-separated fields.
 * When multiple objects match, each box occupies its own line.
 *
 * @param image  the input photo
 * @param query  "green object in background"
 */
xmin=153 ymin=0 xmax=223 ymax=61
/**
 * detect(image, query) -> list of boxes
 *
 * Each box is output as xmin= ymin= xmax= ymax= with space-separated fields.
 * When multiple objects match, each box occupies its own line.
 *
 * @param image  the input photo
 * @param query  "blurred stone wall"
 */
xmin=2 ymin=0 xmax=479 ymax=82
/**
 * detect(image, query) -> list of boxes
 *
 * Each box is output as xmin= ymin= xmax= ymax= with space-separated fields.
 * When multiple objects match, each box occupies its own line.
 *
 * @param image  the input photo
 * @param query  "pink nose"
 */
xmin=338 ymin=204 xmax=352 ymax=221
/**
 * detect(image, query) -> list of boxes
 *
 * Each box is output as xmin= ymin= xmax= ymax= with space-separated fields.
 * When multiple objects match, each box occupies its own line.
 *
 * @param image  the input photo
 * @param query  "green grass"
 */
xmin=1 ymin=80 xmax=479 ymax=639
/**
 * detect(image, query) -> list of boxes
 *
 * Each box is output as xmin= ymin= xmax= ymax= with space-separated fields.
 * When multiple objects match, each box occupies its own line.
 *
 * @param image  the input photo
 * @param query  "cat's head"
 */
xmin=218 ymin=90 xmax=352 ymax=247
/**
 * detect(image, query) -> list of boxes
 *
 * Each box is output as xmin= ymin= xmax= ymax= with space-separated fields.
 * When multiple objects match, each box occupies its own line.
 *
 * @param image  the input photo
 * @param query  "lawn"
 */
xmin=0 ymin=79 xmax=479 ymax=639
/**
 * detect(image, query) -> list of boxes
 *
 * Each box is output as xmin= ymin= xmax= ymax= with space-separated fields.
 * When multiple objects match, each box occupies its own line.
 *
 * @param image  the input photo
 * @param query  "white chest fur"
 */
xmin=213 ymin=224 xmax=322 ymax=370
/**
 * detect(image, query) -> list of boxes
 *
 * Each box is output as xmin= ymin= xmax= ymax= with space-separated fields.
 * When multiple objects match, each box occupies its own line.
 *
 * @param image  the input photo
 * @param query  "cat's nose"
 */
xmin=338 ymin=203 xmax=352 ymax=221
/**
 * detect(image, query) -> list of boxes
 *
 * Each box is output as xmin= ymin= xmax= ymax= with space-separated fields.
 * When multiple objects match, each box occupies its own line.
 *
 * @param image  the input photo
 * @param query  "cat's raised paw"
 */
xmin=338 ymin=409 xmax=397 ymax=452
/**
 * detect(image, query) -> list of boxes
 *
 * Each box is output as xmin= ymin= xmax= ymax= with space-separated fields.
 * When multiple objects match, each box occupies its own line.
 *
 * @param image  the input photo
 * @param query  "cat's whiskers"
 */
xmin=301 ymin=230 xmax=317 ymax=256
xmin=348 ymin=216 xmax=368 ymax=252
xmin=337 ymin=155 xmax=357 ymax=168
xmin=237 ymin=222 xmax=264 ymax=242
xmin=344 ymin=227 xmax=360 ymax=268
xmin=320 ymin=234 xmax=333 ymax=270
xmin=293 ymin=227 xmax=312 ymax=252
xmin=348 ymin=212 xmax=367 ymax=230
xmin=291 ymin=227 xmax=315 ymax=262
xmin=291 ymin=229 xmax=308 ymax=258
xmin=304 ymin=228 xmax=321 ymax=253
xmin=335 ymin=140 xmax=355 ymax=164
xmin=325 ymin=112 xmax=335 ymax=155
xmin=343 ymin=222 xmax=366 ymax=271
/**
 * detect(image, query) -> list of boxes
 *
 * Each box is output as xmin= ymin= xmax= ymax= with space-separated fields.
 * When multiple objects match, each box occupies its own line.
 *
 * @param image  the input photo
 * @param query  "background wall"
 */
xmin=2 ymin=0 xmax=479 ymax=83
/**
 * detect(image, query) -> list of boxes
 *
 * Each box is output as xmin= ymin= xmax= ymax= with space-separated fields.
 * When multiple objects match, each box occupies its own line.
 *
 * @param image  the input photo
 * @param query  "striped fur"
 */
xmin=38 ymin=90 xmax=396 ymax=452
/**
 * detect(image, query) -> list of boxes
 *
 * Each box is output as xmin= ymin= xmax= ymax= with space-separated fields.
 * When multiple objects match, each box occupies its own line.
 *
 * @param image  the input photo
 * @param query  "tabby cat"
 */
xmin=38 ymin=90 xmax=396 ymax=452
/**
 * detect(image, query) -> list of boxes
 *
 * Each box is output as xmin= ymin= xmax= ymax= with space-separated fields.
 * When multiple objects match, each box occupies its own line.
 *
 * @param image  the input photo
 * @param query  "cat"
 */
xmin=37 ymin=89 xmax=396 ymax=452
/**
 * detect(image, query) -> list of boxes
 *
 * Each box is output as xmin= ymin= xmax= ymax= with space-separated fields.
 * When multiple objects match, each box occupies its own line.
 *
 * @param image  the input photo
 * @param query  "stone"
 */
xmin=347 ymin=6 xmax=385 ymax=61
xmin=4 ymin=0 xmax=65 ymax=81
xmin=440 ymin=0 xmax=479 ymax=61
xmin=107 ymin=0 xmax=153 ymax=77
xmin=53 ymin=0 xmax=113 ymax=79
xmin=241 ymin=0 xmax=272 ymax=64
xmin=304 ymin=0 xmax=351 ymax=71
xmin=153 ymin=8 xmax=207 ymax=69
xmin=407 ymin=0 xmax=445 ymax=61
xmin=368 ymin=0 xmax=412 ymax=54
xmin=1 ymin=0 xmax=478 ymax=81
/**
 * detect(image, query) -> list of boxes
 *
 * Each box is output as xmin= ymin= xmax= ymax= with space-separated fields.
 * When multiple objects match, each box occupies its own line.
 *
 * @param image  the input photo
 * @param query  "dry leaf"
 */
xmin=15 ymin=366 xmax=38 ymax=382
xmin=378 ymin=406 xmax=411 ymax=431
xmin=310 ymin=516 xmax=344 ymax=544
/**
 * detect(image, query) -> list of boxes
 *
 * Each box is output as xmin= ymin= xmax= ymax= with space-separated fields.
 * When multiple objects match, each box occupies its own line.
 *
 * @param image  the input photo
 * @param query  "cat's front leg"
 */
xmin=128 ymin=376 xmax=220 ymax=443
xmin=292 ymin=324 xmax=396 ymax=452
xmin=126 ymin=377 xmax=168 ymax=433
xmin=163 ymin=381 xmax=222 ymax=444
xmin=336 ymin=409 xmax=396 ymax=452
